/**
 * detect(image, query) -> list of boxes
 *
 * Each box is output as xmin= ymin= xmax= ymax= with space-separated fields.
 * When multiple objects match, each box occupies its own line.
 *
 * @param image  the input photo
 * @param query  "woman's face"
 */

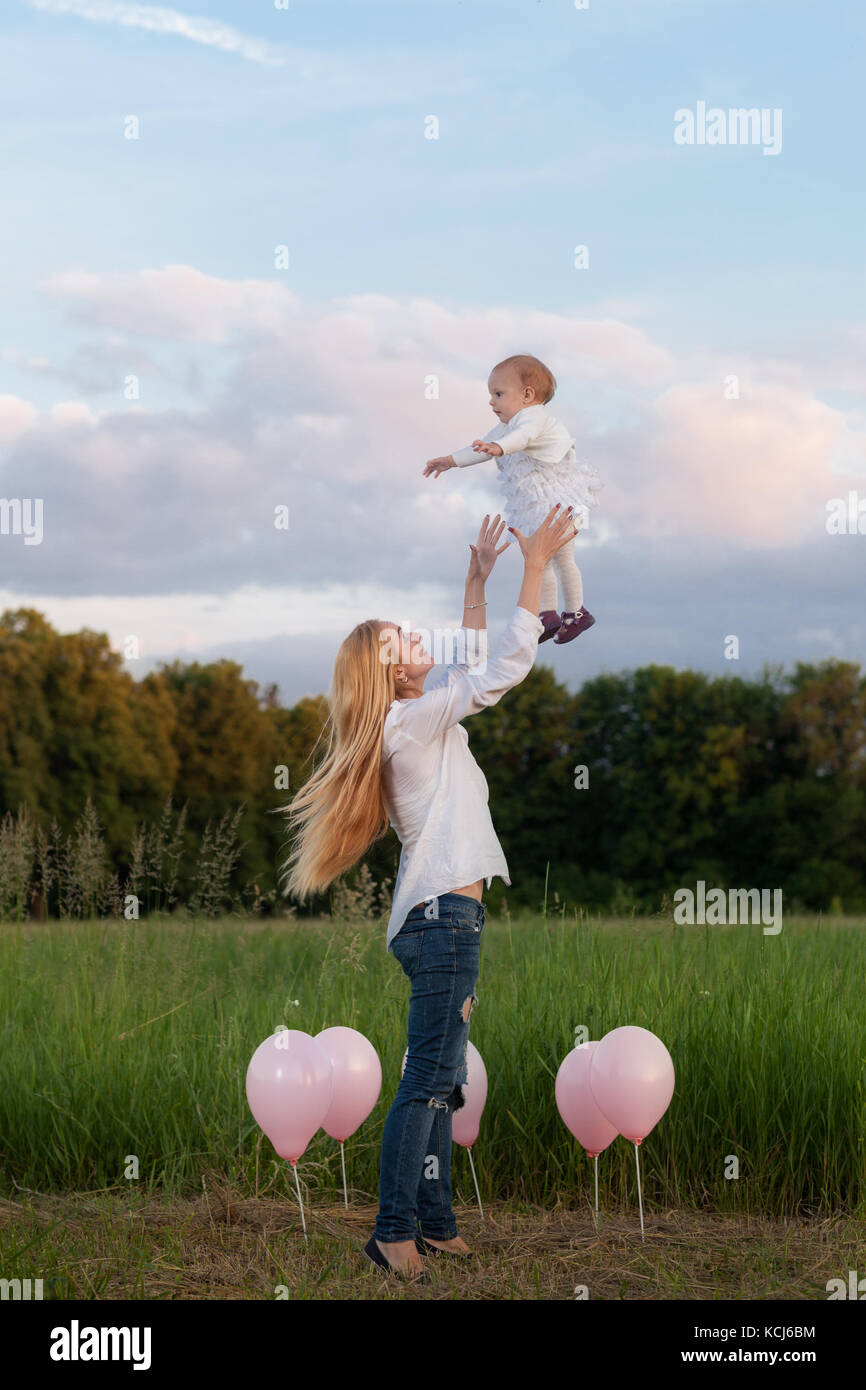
xmin=379 ymin=622 xmax=434 ymax=683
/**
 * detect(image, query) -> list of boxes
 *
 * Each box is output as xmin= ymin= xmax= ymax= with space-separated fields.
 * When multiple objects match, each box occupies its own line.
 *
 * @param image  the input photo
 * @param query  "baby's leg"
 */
xmin=540 ymin=561 xmax=557 ymax=612
xmin=552 ymin=543 xmax=584 ymax=612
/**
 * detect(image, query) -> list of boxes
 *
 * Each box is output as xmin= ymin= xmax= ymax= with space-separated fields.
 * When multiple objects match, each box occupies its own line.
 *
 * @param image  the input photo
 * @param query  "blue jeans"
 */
xmin=373 ymin=892 xmax=486 ymax=1243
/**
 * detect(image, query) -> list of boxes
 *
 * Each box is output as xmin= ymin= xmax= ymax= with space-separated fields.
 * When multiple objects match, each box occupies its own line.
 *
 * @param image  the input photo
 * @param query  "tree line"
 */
xmin=1 ymin=607 xmax=864 ymax=920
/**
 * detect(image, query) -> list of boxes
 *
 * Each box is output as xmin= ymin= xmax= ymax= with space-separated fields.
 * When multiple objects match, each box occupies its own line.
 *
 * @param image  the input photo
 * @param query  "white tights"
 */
xmin=540 ymin=542 xmax=584 ymax=613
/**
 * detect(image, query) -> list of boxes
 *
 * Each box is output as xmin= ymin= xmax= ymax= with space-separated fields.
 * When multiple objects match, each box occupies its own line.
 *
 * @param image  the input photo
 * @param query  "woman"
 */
xmin=281 ymin=502 xmax=580 ymax=1281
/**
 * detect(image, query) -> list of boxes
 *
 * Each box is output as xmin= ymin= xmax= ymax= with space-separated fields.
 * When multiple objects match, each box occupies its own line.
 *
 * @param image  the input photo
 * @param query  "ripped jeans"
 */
xmin=373 ymin=892 xmax=485 ymax=1244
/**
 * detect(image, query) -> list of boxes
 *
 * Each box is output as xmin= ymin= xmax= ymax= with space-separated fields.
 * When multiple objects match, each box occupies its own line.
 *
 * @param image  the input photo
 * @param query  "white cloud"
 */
xmin=36 ymin=269 xmax=676 ymax=385
xmin=49 ymin=401 xmax=99 ymax=427
xmin=0 ymin=577 xmax=456 ymax=670
xmin=826 ymin=414 xmax=866 ymax=477
xmin=638 ymin=381 xmax=847 ymax=546
xmin=0 ymin=394 xmax=38 ymax=445
xmin=794 ymin=626 xmax=843 ymax=649
xmin=25 ymin=0 xmax=286 ymax=66
xmin=39 ymin=265 xmax=300 ymax=343
xmin=4 ymin=270 xmax=863 ymax=645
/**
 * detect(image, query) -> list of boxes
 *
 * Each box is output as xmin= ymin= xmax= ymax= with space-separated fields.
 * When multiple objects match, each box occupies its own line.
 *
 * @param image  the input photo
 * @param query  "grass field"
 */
xmin=1 ymin=908 xmax=864 ymax=1298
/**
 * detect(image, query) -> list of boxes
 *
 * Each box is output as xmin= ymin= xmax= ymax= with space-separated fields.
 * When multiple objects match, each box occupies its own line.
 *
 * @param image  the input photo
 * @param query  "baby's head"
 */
xmin=488 ymin=354 xmax=556 ymax=423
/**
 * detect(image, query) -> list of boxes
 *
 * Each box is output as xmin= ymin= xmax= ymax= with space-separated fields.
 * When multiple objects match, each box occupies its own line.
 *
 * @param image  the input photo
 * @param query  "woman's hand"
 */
xmin=468 ymin=513 xmax=510 ymax=582
xmin=508 ymin=504 xmax=580 ymax=569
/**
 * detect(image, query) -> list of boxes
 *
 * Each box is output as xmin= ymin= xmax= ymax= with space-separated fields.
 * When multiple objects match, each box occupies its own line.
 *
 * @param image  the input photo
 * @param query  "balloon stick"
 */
xmin=466 ymin=1146 xmax=484 ymax=1219
xmin=594 ymin=1154 xmax=599 ymax=1217
xmin=340 ymin=1140 xmax=348 ymax=1208
xmin=634 ymin=1142 xmax=645 ymax=1242
xmin=289 ymin=1160 xmax=308 ymax=1245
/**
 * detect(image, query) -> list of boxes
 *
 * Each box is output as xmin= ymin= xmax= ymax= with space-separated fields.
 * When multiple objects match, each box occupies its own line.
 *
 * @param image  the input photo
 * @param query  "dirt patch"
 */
xmin=1 ymin=1185 xmax=860 ymax=1300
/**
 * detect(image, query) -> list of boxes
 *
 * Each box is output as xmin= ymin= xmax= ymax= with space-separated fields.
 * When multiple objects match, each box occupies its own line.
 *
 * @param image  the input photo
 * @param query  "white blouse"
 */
xmin=381 ymin=604 xmax=544 ymax=949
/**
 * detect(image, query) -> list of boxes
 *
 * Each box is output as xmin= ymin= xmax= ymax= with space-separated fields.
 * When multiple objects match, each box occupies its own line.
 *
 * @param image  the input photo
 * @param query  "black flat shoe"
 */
xmin=415 ymin=1233 xmax=474 ymax=1260
xmin=363 ymin=1234 xmax=429 ymax=1282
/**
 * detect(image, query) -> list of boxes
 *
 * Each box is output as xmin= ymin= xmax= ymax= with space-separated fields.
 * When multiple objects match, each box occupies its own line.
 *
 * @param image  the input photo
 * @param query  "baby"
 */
xmin=424 ymin=354 xmax=601 ymax=643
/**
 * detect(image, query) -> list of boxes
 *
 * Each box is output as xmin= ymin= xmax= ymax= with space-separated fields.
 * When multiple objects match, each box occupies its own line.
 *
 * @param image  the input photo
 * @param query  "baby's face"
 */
xmin=488 ymin=367 xmax=532 ymax=423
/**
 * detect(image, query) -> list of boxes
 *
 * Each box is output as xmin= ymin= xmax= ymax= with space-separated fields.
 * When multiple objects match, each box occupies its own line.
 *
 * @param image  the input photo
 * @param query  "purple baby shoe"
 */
xmin=553 ymin=608 xmax=596 ymax=643
xmin=538 ymin=609 xmax=562 ymax=643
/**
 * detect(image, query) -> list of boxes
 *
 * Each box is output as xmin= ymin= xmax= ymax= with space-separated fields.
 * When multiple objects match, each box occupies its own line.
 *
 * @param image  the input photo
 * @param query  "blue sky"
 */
xmin=1 ymin=0 xmax=864 ymax=703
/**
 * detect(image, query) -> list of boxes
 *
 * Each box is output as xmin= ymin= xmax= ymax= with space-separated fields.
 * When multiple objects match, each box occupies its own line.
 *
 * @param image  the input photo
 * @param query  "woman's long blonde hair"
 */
xmin=279 ymin=618 xmax=398 ymax=903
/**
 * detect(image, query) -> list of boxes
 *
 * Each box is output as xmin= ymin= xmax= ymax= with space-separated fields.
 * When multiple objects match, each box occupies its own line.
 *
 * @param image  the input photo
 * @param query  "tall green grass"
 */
xmin=1 ymin=908 xmax=863 ymax=1218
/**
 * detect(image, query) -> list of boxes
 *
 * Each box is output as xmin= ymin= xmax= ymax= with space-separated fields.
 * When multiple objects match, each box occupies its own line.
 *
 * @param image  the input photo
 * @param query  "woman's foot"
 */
xmin=420 ymin=1235 xmax=472 ymax=1255
xmin=415 ymin=1232 xmax=473 ymax=1259
xmin=374 ymin=1237 xmax=426 ymax=1277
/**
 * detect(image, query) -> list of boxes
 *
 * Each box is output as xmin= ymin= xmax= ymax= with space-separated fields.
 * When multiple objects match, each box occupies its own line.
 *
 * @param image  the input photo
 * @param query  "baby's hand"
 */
xmin=423 ymin=455 xmax=456 ymax=477
xmin=473 ymin=440 xmax=503 ymax=456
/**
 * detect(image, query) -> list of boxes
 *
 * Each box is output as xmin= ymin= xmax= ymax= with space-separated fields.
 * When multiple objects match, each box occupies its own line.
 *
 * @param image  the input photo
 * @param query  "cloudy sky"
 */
xmin=1 ymin=0 xmax=864 ymax=705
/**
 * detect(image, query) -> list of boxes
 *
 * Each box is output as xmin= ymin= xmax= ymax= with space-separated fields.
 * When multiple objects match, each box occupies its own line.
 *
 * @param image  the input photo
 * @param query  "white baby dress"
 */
xmin=450 ymin=404 xmax=602 ymax=534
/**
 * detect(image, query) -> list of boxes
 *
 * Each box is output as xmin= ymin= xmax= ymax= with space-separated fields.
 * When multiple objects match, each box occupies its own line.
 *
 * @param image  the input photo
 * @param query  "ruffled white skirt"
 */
xmin=497 ymin=448 xmax=602 ymax=533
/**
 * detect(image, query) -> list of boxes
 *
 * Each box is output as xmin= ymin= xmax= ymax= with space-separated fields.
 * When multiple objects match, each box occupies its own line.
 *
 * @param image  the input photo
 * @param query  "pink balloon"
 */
xmin=452 ymin=1042 xmax=487 ymax=1148
xmin=245 ymin=1030 xmax=333 ymax=1164
xmin=589 ymin=1026 xmax=675 ymax=1143
xmin=555 ymin=1041 xmax=619 ymax=1157
xmin=400 ymin=1042 xmax=488 ymax=1146
xmin=315 ymin=1026 xmax=382 ymax=1142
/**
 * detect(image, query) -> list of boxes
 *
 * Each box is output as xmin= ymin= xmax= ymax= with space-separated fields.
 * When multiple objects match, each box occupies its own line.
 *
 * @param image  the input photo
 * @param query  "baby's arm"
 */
xmin=450 ymin=424 xmax=502 ymax=467
xmin=499 ymin=415 xmax=577 ymax=466
xmin=423 ymin=423 xmax=505 ymax=477
xmin=495 ymin=414 xmax=549 ymax=457
xmin=449 ymin=418 xmax=544 ymax=463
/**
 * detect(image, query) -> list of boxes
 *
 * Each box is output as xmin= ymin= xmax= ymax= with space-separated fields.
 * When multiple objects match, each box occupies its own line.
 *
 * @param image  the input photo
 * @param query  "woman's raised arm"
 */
xmin=386 ymin=506 xmax=579 ymax=749
xmin=511 ymin=503 xmax=579 ymax=615
xmin=462 ymin=513 xmax=510 ymax=633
